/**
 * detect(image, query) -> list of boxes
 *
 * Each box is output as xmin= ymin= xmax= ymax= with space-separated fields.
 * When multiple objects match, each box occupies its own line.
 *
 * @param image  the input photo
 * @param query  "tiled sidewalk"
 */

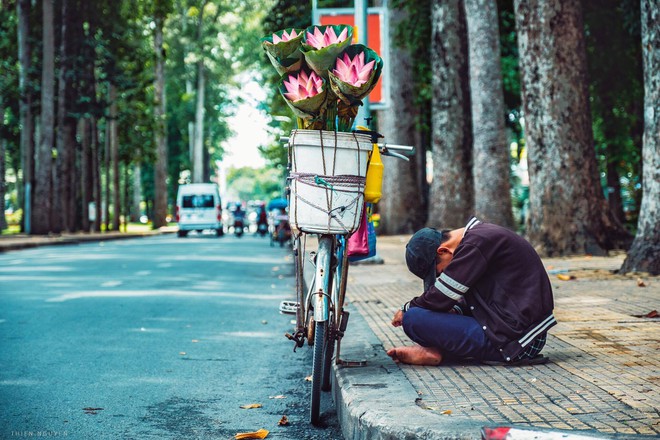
xmin=345 ymin=235 xmax=659 ymax=438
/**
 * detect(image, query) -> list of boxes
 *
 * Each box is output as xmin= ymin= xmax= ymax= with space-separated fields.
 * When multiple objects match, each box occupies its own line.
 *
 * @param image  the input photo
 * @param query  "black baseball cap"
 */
xmin=405 ymin=228 xmax=443 ymax=291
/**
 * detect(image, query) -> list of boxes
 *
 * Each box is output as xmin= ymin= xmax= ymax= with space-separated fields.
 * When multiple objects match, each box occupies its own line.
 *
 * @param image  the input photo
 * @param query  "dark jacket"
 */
xmin=409 ymin=217 xmax=556 ymax=360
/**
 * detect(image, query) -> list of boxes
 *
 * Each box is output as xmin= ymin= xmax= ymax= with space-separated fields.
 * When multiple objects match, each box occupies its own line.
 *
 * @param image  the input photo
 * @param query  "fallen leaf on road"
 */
xmin=556 ymin=274 xmax=576 ymax=281
xmin=441 ymin=410 xmax=452 ymax=415
xmin=637 ymin=278 xmax=647 ymax=287
xmin=240 ymin=403 xmax=262 ymax=409
xmin=304 ymin=375 xmax=312 ymax=382
xmin=645 ymin=310 xmax=658 ymax=318
xmin=235 ymin=429 xmax=269 ymax=440
xmin=278 ymin=415 xmax=289 ymax=426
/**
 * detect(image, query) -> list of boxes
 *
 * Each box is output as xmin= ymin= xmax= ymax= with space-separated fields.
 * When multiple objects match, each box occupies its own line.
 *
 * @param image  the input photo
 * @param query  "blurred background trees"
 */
xmin=0 ymin=0 xmax=657 ymax=272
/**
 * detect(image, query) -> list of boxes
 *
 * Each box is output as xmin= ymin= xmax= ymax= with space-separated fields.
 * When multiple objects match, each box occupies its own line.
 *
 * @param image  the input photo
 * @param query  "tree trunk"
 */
xmin=132 ymin=164 xmax=142 ymax=222
xmin=80 ymin=118 xmax=91 ymax=231
xmin=514 ymin=0 xmax=631 ymax=256
xmin=465 ymin=0 xmax=514 ymax=229
xmin=428 ymin=0 xmax=473 ymax=230
xmin=193 ymin=62 xmax=205 ymax=183
xmin=104 ymin=109 xmax=110 ymax=232
xmin=92 ymin=117 xmax=102 ymax=232
xmin=620 ymin=1 xmax=660 ymax=275
xmin=187 ymin=80 xmax=194 ymax=174
xmin=605 ymin=155 xmax=625 ymax=225
xmin=192 ymin=3 xmax=207 ymax=184
xmin=109 ymin=84 xmax=120 ymax=231
xmin=153 ymin=16 xmax=169 ymax=228
xmin=55 ymin=0 xmax=77 ymax=233
xmin=33 ymin=0 xmax=55 ymax=235
xmin=378 ymin=5 xmax=426 ymax=235
xmin=17 ymin=0 xmax=34 ymax=234
xmin=0 ymin=104 xmax=6 ymax=231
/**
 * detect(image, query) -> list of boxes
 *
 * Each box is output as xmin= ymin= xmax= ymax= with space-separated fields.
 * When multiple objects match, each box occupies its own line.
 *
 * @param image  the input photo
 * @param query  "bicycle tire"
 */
xmin=321 ymin=318 xmax=335 ymax=392
xmin=310 ymin=320 xmax=326 ymax=425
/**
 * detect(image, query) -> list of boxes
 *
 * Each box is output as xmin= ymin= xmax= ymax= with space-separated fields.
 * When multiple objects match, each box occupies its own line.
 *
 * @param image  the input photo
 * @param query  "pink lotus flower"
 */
xmin=305 ymin=26 xmax=349 ymax=50
xmin=283 ymin=70 xmax=324 ymax=102
xmin=332 ymin=52 xmax=375 ymax=87
xmin=272 ymin=29 xmax=299 ymax=44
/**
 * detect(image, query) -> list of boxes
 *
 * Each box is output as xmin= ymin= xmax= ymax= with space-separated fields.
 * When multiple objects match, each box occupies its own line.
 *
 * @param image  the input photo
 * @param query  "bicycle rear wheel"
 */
xmin=310 ymin=236 xmax=334 ymax=425
xmin=321 ymin=313 xmax=335 ymax=392
xmin=311 ymin=319 xmax=326 ymax=425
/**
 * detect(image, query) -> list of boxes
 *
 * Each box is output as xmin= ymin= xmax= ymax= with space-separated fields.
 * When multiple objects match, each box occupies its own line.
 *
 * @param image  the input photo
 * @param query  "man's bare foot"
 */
xmin=386 ymin=345 xmax=443 ymax=366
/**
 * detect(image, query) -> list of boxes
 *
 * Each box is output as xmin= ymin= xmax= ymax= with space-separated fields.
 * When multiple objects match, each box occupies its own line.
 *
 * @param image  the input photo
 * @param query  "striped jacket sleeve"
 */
xmin=410 ymin=243 xmax=488 ymax=312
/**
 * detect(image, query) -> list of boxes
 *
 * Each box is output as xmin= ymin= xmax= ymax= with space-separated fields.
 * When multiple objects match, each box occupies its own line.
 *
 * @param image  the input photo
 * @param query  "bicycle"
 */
xmin=279 ymin=128 xmax=414 ymax=425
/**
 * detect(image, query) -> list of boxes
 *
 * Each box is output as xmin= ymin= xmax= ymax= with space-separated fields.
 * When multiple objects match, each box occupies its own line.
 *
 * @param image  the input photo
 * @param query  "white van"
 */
xmin=175 ymin=183 xmax=224 ymax=237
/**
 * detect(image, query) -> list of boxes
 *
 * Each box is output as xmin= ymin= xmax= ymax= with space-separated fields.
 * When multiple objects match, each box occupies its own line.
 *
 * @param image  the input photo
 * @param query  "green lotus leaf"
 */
xmin=261 ymin=28 xmax=305 ymax=60
xmin=300 ymin=25 xmax=353 ymax=78
xmin=328 ymin=44 xmax=383 ymax=104
xmin=266 ymin=51 xmax=303 ymax=76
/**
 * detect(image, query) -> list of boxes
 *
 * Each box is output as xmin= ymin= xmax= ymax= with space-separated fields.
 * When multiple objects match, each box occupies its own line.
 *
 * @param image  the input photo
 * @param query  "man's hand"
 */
xmin=391 ymin=309 xmax=404 ymax=327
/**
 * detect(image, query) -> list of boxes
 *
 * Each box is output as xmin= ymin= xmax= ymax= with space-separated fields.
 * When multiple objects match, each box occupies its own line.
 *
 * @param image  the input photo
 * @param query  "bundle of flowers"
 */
xmin=262 ymin=24 xmax=383 ymax=131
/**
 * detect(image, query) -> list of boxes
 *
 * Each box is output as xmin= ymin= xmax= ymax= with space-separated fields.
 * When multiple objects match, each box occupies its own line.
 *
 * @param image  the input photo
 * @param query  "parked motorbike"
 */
xmin=234 ymin=216 xmax=245 ymax=237
xmin=257 ymin=221 xmax=268 ymax=237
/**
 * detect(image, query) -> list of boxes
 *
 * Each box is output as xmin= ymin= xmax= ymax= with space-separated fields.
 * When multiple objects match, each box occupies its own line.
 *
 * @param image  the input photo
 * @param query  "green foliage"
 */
xmin=584 ymin=0 xmax=644 ymax=224
xmin=0 ymin=3 xmax=20 ymax=172
xmin=226 ymin=166 xmax=284 ymax=202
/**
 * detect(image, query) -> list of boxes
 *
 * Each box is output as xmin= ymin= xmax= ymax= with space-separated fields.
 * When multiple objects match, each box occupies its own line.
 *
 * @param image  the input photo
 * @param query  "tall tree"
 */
xmin=191 ymin=1 xmax=209 ymax=183
xmin=109 ymin=83 xmax=120 ymax=231
xmin=378 ymin=3 xmax=426 ymax=234
xmin=17 ymin=0 xmax=34 ymax=233
xmin=152 ymin=0 xmax=172 ymax=228
xmin=54 ymin=0 xmax=77 ymax=232
xmin=32 ymin=0 xmax=55 ymax=234
xmin=514 ymin=0 xmax=631 ymax=255
xmin=428 ymin=0 xmax=473 ymax=229
xmin=465 ymin=0 xmax=514 ymax=229
xmin=620 ymin=0 xmax=659 ymax=275
xmin=0 ymin=104 xmax=5 ymax=231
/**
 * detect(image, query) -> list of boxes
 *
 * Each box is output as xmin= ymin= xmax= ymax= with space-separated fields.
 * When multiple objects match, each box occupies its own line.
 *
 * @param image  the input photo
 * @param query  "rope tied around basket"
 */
xmin=288 ymin=172 xmax=366 ymax=233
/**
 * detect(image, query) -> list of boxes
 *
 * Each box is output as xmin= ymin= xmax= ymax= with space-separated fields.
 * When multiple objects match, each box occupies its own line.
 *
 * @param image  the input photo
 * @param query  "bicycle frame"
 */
xmin=312 ymin=235 xmax=334 ymax=323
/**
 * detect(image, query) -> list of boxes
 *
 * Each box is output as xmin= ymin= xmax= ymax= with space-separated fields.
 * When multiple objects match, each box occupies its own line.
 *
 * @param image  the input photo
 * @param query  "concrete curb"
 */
xmin=0 ymin=229 xmax=175 ymax=253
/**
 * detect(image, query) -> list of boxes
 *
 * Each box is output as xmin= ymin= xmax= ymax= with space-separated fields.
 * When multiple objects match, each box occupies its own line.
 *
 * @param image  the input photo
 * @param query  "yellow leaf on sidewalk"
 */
xmin=556 ymin=274 xmax=575 ymax=281
xmin=239 ymin=403 xmax=262 ymax=409
xmin=278 ymin=415 xmax=289 ymax=426
xmin=234 ymin=428 xmax=269 ymax=440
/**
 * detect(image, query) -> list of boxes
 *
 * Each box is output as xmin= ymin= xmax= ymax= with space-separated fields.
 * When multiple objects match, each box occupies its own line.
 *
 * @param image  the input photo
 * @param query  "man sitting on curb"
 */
xmin=387 ymin=217 xmax=556 ymax=366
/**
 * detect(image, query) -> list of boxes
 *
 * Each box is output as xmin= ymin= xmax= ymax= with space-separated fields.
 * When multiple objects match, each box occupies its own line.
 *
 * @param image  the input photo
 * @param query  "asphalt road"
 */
xmin=0 ymin=232 xmax=343 ymax=440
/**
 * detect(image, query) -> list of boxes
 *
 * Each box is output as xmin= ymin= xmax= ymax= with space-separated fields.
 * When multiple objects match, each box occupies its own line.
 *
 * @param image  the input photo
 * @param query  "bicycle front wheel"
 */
xmin=311 ymin=320 xmax=327 ymax=425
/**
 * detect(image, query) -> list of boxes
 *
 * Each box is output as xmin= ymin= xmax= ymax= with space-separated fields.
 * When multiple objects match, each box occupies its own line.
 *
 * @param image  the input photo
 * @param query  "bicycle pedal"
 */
xmin=338 ymin=359 xmax=367 ymax=367
xmin=279 ymin=300 xmax=299 ymax=314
